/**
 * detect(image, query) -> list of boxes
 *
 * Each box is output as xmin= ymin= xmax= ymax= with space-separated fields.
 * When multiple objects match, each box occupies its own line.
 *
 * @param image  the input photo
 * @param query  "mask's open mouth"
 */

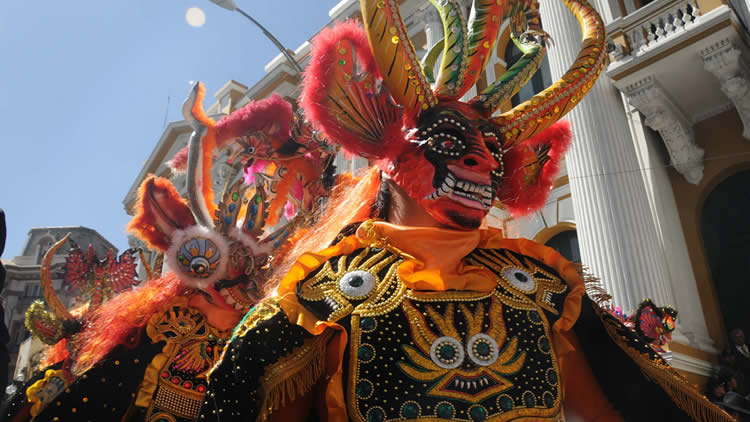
xmin=425 ymin=171 xmax=494 ymax=210
xmin=218 ymin=285 xmax=258 ymax=312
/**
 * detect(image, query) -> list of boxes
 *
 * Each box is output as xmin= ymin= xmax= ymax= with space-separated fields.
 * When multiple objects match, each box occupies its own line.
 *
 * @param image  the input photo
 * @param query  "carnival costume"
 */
xmin=1 ymin=84 xmax=332 ymax=422
xmin=198 ymin=0 xmax=731 ymax=421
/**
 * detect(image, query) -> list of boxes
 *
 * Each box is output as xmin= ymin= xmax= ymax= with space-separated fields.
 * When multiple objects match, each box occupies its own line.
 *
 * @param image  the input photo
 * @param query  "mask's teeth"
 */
xmin=481 ymin=186 xmax=494 ymax=199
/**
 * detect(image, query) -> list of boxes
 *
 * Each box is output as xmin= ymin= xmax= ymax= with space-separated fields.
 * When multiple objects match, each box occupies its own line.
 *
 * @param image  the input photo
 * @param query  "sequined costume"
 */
xmin=1 ymin=85 xmax=332 ymax=422
xmin=197 ymin=0 xmax=731 ymax=420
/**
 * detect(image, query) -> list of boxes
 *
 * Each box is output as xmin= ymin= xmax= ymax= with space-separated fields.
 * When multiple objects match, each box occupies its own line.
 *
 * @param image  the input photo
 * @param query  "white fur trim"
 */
xmin=167 ymin=225 xmax=229 ymax=290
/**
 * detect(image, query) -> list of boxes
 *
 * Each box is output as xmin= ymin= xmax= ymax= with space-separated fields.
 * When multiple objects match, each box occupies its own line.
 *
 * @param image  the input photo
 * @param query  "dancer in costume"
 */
xmin=1 ymin=84 xmax=332 ymax=422
xmin=198 ymin=0 xmax=731 ymax=421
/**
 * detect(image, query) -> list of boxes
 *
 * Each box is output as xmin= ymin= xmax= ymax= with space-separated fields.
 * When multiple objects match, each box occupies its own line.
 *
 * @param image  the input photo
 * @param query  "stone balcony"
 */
xmin=607 ymin=0 xmax=750 ymax=184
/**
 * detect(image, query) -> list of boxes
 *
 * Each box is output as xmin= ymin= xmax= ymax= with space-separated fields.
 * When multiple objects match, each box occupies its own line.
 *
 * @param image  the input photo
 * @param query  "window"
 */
xmin=504 ymin=41 xmax=552 ymax=107
xmin=545 ymin=230 xmax=581 ymax=263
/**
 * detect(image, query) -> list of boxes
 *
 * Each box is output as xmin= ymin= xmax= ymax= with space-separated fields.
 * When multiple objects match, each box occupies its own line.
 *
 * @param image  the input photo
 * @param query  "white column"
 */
xmin=538 ymin=0 xmax=675 ymax=313
xmin=624 ymin=99 xmax=716 ymax=351
xmin=424 ymin=8 xmax=442 ymax=50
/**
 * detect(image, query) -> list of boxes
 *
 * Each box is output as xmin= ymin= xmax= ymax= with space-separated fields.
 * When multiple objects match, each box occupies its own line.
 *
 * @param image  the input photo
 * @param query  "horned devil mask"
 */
xmin=301 ymin=0 xmax=606 ymax=229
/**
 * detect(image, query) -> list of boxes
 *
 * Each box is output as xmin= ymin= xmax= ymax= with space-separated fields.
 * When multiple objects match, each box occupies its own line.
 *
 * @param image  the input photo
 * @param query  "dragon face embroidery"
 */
xmin=399 ymin=297 xmax=525 ymax=402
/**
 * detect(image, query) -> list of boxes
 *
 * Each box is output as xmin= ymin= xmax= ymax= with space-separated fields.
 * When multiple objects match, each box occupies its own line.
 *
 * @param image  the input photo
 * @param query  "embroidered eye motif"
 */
xmin=502 ymin=267 xmax=536 ymax=292
xmin=177 ymin=237 xmax=222 ymax=279
xmin=338 ymin=270 xmax=376 ymax=299
xmin=466 ymin=334 xmax=499 ymax=366
xmin=429 ymin=336 xmax=465 ymax=369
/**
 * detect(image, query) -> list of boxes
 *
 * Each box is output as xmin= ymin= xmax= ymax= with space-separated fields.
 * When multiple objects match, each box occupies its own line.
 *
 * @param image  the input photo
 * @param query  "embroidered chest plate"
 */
xmin=297 ymin=247 xmax=570 ymax=421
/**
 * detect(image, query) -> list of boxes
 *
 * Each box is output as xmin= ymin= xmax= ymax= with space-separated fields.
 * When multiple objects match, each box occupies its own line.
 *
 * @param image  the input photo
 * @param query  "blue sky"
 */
xmin=0 ymin=1 xmax=335 ymax=258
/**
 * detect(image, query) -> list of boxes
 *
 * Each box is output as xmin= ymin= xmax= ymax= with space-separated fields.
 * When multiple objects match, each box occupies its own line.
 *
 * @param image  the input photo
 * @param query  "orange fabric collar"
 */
xmin=355 ymin=220 xmax=503 ymax=292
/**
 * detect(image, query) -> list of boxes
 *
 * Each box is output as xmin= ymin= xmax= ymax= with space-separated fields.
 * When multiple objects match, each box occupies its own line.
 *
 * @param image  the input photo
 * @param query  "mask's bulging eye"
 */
xmin=177 ymin=237 xmax=222 ymax=279
xmin=430 ymin=336 xmax=465 ymax=369
xmin=483 ymin=132 xmax=505 ymax=178
xmin=502 ymin=267 xmax=536 ymax=292
xmin=466 ymin=334 xmax=500 ymax=366
xmin=338 ymin=270 xmax=376 ymax=299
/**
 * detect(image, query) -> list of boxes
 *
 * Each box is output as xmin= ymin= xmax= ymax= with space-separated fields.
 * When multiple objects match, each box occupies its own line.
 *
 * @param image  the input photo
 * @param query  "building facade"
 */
xmin=125 ymin=0 xmax=750 ymax=383
xmin=0 ymin=227 xmax=117 ymax=383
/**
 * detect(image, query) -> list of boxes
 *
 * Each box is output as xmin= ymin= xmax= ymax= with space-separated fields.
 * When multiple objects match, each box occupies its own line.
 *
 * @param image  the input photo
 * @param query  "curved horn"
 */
xmin=455 ymin=0 xmax=506 ymax=96
xmin=39 ymin=234 xmax=74 ymax=321
xmin=492 ymin=0 xmax=606 ymax=146
xmin=476 ymin=33 xmax=546 ymax=112
xmin=427 ymin=0 xmax=470 ymax=98
xmin=182 ymin=82 xmax=218 ymax=226
xmin=361 ymin=0 xmax=437 ymax=113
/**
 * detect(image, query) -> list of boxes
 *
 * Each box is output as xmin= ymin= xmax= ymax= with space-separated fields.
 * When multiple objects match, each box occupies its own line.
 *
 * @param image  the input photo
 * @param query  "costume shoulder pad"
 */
xmin=467 ymin=247 xmax=571 ymax=320
xmin=296 ymin=246 xmax=404 ymax=322
xmin=201 ymin=297 xmax=331 ymax=422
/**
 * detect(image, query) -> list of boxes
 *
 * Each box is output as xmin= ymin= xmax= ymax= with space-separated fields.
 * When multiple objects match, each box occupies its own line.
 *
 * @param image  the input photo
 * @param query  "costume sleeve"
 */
xmin=570 ymin=295 xmax=732 ymax=422
xmin=557 ymin=330 xmax=624 ymax=422
xmin=198 ymin=298 xmax=327 ymax=422
xmin=3 ymin=329 xmax=162 ymax=422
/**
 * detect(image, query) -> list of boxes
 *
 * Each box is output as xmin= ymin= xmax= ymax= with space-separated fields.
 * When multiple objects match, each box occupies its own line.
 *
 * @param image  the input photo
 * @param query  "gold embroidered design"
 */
xmin=136 ymin=297 xmax=231 ymax=420
xmin=399 ymin=297 xmax=525 ymax=402
xmin=298 ymin=247 xmax=404 ymax=321
xmin=468 ymin=249 xmax=567 ymax=314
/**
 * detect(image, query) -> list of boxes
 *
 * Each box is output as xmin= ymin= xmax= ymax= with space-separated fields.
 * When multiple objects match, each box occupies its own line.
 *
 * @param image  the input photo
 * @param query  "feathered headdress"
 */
xmin=301 ymin=0 xmax=606 ymax=215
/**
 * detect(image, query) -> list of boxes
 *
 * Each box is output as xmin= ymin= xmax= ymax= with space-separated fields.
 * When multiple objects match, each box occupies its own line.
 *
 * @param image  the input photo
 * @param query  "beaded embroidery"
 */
xmin=294 ymin=244 xmax=570 ymax=421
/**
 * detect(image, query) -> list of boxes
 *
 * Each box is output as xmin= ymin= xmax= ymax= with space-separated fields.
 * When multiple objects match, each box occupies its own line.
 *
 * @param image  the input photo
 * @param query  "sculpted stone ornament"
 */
xmin=624 ymin=75 xmax=704 ymax=184
xmin=702 ymin=38 xmax=750 ymax=140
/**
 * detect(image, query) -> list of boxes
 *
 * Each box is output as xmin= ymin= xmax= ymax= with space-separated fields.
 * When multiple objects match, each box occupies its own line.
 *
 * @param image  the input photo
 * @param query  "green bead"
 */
xmin=524 ymin=392 xmax=536 ymax=407
xmin=499 ymin=396 xmax=513 ymax=411
xmin=469 ymin=405 xmax=487 ymax=421
xmin=355 ymin=381 xmax=372 ymax=398
xmin=401 ymin=403 xmax=419 ymax=419
xmin=436 ymin=403 xmax=454 ymax=419
xmin=539 ymin=336 xmax=551 ymax=353
xmin=360 ymin=317 xmax=375 ymax=331
xmin=358 ymin=345 xmax=374 ymax=361
xmin=476 ymin=342 xmax=491 ymax=356
xmin=339 ymin=59 xmax=346 ymax=65
xmin=232 ymin=192 xmax=239 ymax=201
xmin=528 ymin=311 xmax=542 ymax=323
xmin=367 ymin=408 xmax=385 ymax=422
xmin=439 ymin=344 xmax=456 ymax=360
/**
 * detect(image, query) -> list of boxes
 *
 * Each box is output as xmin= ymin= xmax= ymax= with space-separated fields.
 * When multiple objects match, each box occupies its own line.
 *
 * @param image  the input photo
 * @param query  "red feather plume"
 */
xmin=497 ymin=120 xmax=572 ymax=216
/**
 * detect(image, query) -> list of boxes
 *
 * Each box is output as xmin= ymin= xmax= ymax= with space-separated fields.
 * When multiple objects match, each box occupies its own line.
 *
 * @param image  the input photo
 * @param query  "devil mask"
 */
xmin=301 ymin=0 xmax=606 ymax=230
xmin=128 ymin=84 xmax=332 ymax=312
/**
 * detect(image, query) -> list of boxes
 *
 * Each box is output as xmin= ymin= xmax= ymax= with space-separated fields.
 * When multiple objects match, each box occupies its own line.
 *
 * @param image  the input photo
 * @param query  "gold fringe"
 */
xmin=593 ymin=302 xmax=733 ymax=422
xmin=257 ymin=330 xmax=333 ymax=422
xmin=574 ymin=263 xmax=613 ymax=307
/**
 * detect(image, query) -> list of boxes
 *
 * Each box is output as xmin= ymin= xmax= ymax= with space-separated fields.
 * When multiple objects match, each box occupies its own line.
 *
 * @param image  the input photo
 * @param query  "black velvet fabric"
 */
xmin=0 ymin=328 xmax=161 ymax=422
xmin=198 ymin=308 xmax=312 ymax=422
xmin=572 ymin=295 xmax=694 ymax=421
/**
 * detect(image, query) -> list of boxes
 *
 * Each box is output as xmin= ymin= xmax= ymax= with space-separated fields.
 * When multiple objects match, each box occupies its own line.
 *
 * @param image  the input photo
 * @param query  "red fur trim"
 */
xmin=215 ymin=94 xmax=294 ymax=147
xmin=499 ymin=120 xmax=572 ymax=216
xmin=167 ymin=147 xmax=189 ymax=173
xmin=73 ymin=273 xmax=186 ymax=374
xmin=301 ymin=21 xmax=404 ymax=159
xmin=127 ymin=176 xmax=196 ymax=251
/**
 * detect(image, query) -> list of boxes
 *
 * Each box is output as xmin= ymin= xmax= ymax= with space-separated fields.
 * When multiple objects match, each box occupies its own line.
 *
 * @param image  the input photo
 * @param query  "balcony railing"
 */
xmin=609 ymin=0 xmax=703 ymax=61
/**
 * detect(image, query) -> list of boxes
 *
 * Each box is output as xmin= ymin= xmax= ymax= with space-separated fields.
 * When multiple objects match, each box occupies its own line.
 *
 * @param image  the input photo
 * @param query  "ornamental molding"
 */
xmin=701 ymin=38 xmax=750 ymax=140
xmin=623 ymin=76 xmax=704 ymax=184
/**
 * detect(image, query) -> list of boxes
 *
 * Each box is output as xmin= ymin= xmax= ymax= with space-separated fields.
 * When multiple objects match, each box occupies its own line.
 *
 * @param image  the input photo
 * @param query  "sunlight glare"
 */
xmin=185 ymin=7 xmax=206 ymax=28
